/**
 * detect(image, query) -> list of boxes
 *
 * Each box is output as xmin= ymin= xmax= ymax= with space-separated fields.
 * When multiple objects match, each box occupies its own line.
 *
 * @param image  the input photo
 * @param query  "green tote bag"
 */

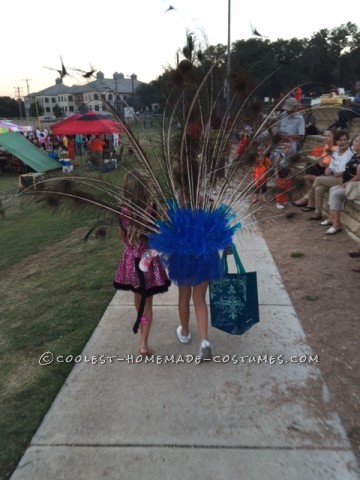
xmin=209 ymin=244 xmax=260 ymax=335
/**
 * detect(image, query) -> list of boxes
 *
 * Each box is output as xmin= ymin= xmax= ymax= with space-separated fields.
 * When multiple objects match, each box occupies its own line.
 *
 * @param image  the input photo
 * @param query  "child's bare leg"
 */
xmin=134 ymin=294 xmax=153 ymax=353
xmin=178 ymin=286 xmax=191 ymax=336
xmin=192 ymin=282 xmax=209 ymax=341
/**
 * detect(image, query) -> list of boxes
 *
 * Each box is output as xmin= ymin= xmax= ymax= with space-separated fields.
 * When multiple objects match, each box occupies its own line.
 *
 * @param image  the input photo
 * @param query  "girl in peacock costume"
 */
xmin=13 ymin=33 xmax=301 ymax=358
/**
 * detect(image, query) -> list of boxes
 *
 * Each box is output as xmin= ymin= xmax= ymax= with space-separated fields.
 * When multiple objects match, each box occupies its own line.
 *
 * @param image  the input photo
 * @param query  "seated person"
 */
xmin=293 ymin=129 xmax=336 ymax=207
xmin=272 ymin=97 xmax=305 ymax=157
xmin=321 ymin=134 xmax=360 ymax=234
xmin=270 ymin=141 xmax=292 ymax=174
xmin=299 ymin=131 xmax=353 ymax=218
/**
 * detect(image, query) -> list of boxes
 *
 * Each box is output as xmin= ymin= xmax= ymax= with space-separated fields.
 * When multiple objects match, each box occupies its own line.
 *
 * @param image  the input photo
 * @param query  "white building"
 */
xmin=24 ymin=72 xmax=142 ymax=119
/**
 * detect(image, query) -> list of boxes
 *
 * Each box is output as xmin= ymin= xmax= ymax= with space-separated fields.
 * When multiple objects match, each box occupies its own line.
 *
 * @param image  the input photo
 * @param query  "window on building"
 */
xmin=108 ymin=94 xmax=113 ymax=101
xmin=69 ymin=106 xmax=74 ymax=112
xmin=95 ymin=105 xmax=99 ymax=111
xmin=68 ymin=95 xmax=73 ymax=101
xmin=94 ymin=94 xmax=98 ymax=100
xmin=45 ymin=98 xmax=49 ymax=103
xmin=52 ymin=98 xmax=56 ymax=103
xmin=46 ymin=107 xmax=51 ymax=112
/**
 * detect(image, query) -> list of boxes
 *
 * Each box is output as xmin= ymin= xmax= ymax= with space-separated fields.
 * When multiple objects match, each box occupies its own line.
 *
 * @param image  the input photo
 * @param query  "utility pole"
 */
xmin=13 ymin=86 xmax=24 ymax=120
xmin=22 ymin=78 xmax=40 ymax=127
xmin=127 ymin=74 xmax=135 ymax=103
xmin=22 ymin=78 xmax=31 ymax=119
xmin=226 ymin=0 xmax=231 ymax=107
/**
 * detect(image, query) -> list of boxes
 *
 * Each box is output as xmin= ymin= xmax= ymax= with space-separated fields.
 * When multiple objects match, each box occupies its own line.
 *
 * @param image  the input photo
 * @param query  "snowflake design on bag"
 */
xmin=210 ymin=278 xmax=247 ymax=320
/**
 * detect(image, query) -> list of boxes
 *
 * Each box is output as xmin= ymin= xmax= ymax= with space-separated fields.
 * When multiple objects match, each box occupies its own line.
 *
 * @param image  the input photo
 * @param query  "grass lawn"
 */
xmin=0 ymin=174 xmax=123 ymax=479
xmin=0 ymin=127 xmax=171 ymax=478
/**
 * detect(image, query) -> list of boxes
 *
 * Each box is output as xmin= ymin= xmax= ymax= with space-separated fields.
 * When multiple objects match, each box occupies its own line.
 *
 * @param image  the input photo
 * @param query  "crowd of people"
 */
xmin=237 ymin=85 xmax=360 ymax=273
xmin=23 ymin=128 xmax=120 ymax=172
xmin=110 ymin=84 xmax=360 ymax=361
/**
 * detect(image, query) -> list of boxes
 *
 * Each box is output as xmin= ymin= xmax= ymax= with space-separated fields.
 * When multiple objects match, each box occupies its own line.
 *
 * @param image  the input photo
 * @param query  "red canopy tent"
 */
xmin=50 ymin=114 xmax=81 ymax=130
xmin=50 ymin=112 xmax=122 ymax=135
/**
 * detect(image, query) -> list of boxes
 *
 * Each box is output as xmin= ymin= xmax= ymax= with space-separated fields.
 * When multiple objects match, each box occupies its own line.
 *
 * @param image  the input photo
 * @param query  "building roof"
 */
xmin=34 ymin=79 xmax=73 ymax=96
xmin=30 ymin=73 xmax=143 ymax=98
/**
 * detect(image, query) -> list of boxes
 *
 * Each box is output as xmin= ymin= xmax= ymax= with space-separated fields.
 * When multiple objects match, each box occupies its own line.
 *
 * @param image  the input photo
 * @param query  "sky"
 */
xmin=1 ymin=0 xmax=357 ymax=99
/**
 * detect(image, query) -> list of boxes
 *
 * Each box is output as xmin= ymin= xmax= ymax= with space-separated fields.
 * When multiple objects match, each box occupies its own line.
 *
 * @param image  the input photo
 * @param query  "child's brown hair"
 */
xmin=122 ymin=170 xmax=152 ymax=244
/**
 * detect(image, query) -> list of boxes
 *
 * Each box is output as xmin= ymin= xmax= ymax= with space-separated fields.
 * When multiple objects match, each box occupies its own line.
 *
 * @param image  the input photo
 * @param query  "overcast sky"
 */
xmin=1 ymin=0 xmax=357 ymax=98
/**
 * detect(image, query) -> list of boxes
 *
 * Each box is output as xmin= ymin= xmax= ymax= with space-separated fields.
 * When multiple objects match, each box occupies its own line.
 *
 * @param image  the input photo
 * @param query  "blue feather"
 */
xmin=149 ymin=202 xmax=241 ymax=256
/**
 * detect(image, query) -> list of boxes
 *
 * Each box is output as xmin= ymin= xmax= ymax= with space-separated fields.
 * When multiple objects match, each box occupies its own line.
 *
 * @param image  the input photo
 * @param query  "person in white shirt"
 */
xmin=303 ymin=130 xmax=353 ymax=220
xmin=277 ymin=97 xmax=305 ymax=157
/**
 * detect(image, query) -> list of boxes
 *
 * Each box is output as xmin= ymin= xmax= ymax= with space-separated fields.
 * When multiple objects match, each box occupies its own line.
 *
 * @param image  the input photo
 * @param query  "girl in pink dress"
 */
xmin=114 ymin=171 xmax=170 ymax=356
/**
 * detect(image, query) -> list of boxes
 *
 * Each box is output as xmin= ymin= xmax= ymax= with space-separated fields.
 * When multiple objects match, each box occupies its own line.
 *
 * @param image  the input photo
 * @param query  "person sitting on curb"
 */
xmin=305 ymin=130 xmax=353 ymax=220
xmin=275 ymin=97 xmax=305 ymax=158
xmin=321 ymin=135 xmax=360 ymax=235
xmin=292 ymin=129 xmax=336 ymax=209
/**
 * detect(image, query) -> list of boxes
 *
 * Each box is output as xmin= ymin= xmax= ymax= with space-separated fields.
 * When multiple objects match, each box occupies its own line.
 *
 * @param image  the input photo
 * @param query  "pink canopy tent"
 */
xmin=50 ymin=112 xmax=122 ymax=135
xmin=0 ymin=120 xmax=33 ymax=134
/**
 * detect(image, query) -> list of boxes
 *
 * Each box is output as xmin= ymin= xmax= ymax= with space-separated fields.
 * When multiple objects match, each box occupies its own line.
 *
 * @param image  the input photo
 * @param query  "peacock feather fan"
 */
xmin=10 ymin=31 xmax=312 ymax=244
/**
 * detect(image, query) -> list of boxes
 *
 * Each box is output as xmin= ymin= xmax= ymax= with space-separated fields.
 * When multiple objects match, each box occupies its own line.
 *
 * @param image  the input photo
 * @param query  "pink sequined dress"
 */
xmin=114 ymin=208 xmax=170 ymax=296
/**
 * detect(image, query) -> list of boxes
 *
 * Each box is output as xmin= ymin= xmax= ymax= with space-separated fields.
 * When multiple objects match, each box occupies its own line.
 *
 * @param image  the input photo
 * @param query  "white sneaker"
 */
xmin=320 ymin=219 xmax=332 ymax=226
xmin=276 ymin=203 xmax=285 ymax=209
xmin=199 ymin=340 xmax=212 ymax=361
xmin=176 ymin=325 xmax=191 ymax=344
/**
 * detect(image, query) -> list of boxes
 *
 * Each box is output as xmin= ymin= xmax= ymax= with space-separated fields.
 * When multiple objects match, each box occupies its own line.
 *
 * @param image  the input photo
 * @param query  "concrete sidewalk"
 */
xmin=10 ymin=229 xmax=359 ymax=480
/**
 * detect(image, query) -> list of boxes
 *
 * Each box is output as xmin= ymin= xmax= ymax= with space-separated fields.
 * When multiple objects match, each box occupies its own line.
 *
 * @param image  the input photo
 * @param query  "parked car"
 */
xmin=39 ymin=115 xmax=57 ymax=123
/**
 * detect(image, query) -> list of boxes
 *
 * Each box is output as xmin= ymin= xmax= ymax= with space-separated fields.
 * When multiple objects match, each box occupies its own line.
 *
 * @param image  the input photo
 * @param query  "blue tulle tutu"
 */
xmin=149 ymin=201 xmax=240 ymax=286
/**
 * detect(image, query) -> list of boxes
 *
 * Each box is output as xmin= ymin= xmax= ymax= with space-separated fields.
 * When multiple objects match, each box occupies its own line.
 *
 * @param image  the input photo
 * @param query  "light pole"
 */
xmin=22 ymin=78 xmax=31 ymax=120
xmin=14 ymin=86 xmax=23 ymax=120
xmin=226 ymin=0 xmax=231 ymax=106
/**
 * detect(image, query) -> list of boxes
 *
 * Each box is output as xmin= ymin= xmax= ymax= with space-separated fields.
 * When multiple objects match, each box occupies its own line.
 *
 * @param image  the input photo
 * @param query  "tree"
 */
xmin=29 ymin=100 xmax=43 ymax=118
xmin=145 ymin=23 xmax=360 ymax=117
xmin=309 ymin=22 xmax=360 ymax=89
xmin=53 ymin=104 xmax=63 ymax=118
xmin=134 ymin=82 xmax=158 ymax=111
xmin=0 ymin=96 xmax=22 ymax=118
xmin=77 ymin=103 xmax=89 ymax=114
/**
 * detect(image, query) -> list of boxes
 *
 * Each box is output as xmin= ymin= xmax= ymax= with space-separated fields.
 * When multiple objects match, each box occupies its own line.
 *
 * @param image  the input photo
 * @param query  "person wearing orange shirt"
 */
xmin=293 ymin=129 xmax=336 ymax=208
xmin=252 ymin=143 xmax=271 ymax=203
xmin=276 ymin=168 xmax=293 ymax=209
xmin=66 ymin=137 xmax=75 ymax=161
xmin=89 ymin=135 xmax=105 ymax=169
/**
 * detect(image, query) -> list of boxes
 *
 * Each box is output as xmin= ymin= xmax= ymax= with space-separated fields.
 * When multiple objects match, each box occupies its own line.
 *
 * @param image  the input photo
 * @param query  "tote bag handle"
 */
xmin=222 ymin=244 xmax=246 ymax=275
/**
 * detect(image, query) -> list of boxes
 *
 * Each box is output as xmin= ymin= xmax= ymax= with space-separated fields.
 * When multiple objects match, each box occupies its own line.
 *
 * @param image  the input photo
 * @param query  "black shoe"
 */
xmin=301 ymin=207 xmax=315 ymax=212
xmin=291 ymin=201 xmax=307 ymax=208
